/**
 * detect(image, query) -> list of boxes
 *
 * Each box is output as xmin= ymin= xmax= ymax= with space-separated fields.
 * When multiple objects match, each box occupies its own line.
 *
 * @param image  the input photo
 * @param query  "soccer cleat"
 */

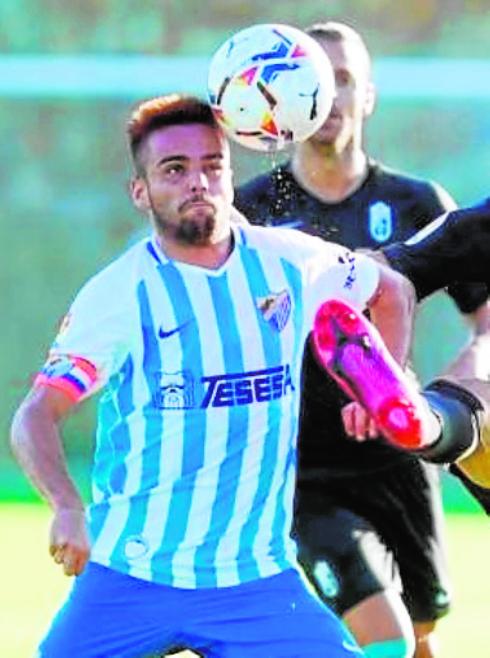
xmin=312 ymin=299 xmax=425 ymax=450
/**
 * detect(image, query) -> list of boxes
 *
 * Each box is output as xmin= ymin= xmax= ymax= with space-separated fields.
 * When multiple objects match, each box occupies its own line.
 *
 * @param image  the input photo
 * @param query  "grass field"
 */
xmin=1 ymin=503 xmax=488 ymax=658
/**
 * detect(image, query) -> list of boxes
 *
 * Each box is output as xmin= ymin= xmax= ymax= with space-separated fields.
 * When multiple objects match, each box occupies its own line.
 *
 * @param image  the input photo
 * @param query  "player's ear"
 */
xmin=363 ymin=81 xmax=376 ymax=118
xmin=130 ymin=176 xmax=150 ymax=213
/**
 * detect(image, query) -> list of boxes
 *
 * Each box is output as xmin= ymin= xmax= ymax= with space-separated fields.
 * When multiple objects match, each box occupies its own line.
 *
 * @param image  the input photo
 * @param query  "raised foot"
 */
xmin=313 ymin=299 xmax=424 ymax=449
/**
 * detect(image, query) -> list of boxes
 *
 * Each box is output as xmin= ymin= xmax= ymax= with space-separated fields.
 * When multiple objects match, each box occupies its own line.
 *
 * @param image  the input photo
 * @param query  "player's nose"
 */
xmin=188 ymin=169 xmax=209 ymax=193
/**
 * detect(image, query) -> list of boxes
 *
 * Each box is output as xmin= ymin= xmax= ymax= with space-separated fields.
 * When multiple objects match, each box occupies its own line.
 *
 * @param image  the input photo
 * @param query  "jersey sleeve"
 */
xmin=400 ymin=183 xmax=487 ymax=313
xmin=430 ymin=181 xmax=457 ymax=214
xmin=434 ymin=184 xmax=488 ymax=312
xmin=35 ymin=274 xmax=131 ymax=403
xmin=382 ymin=200 xmax=490 ymax=303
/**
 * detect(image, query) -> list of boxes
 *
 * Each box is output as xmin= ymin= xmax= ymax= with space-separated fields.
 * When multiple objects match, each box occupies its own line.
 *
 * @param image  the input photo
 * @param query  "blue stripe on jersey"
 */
xmin=237 ymin=226 xmax=248 ymax=245
xmin=94 ymin=355 xmax=135 ymax=496
xmin=146 ymin=239 xmax=162 ymax=265
xmin=151 ymin=261 xmax=207 ymax=579
xmin=89 ymin=355 xmax=135 ymax=547
xmin=109 ymin=281 xmax=162 ymax=574
xmin=234 ymin=246 xmax=286 ymax=582
xmin=280 ymin=258 xmax=304 ymax=366
xmin=193 ymin=271 xmax=248 ymax=587
xmin=267 ymin=258 xmax=304 ymax=570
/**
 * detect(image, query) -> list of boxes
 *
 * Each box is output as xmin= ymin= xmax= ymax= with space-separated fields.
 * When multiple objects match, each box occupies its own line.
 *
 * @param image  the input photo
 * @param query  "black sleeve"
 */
xmin=383 ymin=199 xmax=490 ymax=303
xmin=446 ymin=281 xmax=489 ymax=314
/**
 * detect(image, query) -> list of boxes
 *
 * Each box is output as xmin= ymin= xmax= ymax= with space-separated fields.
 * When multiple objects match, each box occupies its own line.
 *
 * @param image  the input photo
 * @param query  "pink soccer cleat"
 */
xmin=312 ymin=299 xmax=425 ymax=450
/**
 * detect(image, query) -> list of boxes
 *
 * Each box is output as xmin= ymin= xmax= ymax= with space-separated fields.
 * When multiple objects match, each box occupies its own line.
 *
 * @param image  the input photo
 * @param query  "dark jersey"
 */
xmin=235 ymin=162 xmax=488 ymax=477
xmin=384 ymin=201 xmax=490 ymax=515
xmin=383 ymin=198 xmax=490 ymax=298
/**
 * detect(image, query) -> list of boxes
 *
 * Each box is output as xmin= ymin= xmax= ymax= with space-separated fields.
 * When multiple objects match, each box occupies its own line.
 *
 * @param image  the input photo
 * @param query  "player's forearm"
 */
xmin=444 ymin=335 xmax=490 ymax=381
xmin=10 ymin=400 xmax=84 ymax=512
xmin=368 ymin=266 xmax=416 ymax=367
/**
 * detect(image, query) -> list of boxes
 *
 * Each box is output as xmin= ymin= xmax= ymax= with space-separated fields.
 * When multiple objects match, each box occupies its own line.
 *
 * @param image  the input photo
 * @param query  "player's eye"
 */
xmin=162 ymin=162 xmax=186 ymax=177
xmin=206 ymin=160 xmax=224 ymax=174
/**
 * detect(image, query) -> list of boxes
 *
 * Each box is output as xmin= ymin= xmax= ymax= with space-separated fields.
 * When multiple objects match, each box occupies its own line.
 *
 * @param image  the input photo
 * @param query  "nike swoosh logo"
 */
xmin=158 ymin=322 xmax=190 ymax=339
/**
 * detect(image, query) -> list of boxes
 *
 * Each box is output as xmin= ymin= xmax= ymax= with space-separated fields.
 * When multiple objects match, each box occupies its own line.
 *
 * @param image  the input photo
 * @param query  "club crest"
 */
xmin=256 ymin=289 xmax=292 ymax=332
xmin=368 ymin=201 xmax=393 ymax=243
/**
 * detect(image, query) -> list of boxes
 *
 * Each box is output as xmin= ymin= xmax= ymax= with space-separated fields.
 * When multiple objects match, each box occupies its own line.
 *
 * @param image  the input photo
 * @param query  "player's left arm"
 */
xmin=341 ymin=256 xmax=417 ymax=439
xmin=365 ymin=258 xmax=417 ymax=368
xmin=442 ymin=300 xmax=490 ymax=382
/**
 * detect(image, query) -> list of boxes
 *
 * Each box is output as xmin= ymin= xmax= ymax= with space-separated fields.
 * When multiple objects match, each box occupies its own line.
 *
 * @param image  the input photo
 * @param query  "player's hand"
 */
xmin=49 ymin=508 xmax=90 ymax=576
xmin=341 ymin=401 xmax=379 ymax=441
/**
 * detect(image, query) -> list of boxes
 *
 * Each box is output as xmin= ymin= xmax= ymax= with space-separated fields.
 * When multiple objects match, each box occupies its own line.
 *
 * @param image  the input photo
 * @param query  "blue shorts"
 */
xmin=38 ymin=562 xmax=364 ymax=657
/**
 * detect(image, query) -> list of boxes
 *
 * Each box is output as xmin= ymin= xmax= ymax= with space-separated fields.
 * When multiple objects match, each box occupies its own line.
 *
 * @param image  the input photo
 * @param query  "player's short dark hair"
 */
xmin=127 ymin=94 xmax=220 ymax=174
xmin=304 ymin=21 xmax=372 ymax=76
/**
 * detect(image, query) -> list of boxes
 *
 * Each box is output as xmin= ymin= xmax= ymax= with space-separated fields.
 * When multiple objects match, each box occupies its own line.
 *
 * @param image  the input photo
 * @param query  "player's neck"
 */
xmin=291 ymin=143 xmax=369 ymax=204
xmin=156 ymin=228 xmax=234 ymax=270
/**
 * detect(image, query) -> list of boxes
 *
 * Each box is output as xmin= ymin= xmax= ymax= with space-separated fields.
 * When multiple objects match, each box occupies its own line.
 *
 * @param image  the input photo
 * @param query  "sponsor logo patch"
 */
xmin=201 ymin=364 xmax=294 ymax=408
xmin=153 ymin=370 xmax=195 ymax=409
xmin=152 ymin=365 xmax=294 ymax=410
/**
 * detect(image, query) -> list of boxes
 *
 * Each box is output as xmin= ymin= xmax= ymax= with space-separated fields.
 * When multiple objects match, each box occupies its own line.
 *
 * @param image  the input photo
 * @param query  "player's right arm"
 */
xmin=10 ymin=385 xmax=89 ymax=576
xmin=10 ymin=257 xmax=132 ymax=576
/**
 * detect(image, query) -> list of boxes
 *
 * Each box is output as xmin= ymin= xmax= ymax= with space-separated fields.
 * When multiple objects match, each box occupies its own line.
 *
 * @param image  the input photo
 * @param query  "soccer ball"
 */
xmin=207 ymin=23 xmax=335 ymax=152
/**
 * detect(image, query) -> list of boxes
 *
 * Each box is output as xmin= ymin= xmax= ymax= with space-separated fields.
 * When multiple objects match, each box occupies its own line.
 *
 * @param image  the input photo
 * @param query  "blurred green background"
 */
xmin=1 ymin=2 xmax=489 ymax=657
xmin=2 ymin=1 xmax=490 ymax=506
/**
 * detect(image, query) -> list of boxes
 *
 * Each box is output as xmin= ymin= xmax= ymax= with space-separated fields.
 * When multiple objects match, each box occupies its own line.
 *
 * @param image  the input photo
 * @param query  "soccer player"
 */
xmin=380 ymin=200 xmax=490 ymax=492
xmin=9 ymin=94 xmax=414 ymax=658
xmin=234 ymin=21 xmax=490 ymax=658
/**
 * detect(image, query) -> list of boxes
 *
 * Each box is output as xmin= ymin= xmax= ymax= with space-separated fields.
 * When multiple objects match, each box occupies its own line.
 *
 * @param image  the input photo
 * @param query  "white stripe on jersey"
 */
xmin=405 ymin=213 xmax=449 ymax=245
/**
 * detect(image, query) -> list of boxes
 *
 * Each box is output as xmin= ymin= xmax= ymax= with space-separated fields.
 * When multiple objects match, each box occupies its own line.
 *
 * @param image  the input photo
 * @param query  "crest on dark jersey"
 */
xmin=368 ymin=201 xmax=393 ymax=242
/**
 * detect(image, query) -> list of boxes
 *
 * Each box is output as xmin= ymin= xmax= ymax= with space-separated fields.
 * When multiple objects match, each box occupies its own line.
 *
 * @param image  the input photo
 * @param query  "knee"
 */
xmin=343 ymin=590 xmax=416 ymax=658
xmin=414 ymin=621 xmax=438 ymax=658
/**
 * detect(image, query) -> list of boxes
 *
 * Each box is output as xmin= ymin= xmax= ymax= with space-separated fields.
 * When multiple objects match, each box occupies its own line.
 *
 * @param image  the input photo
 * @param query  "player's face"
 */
xmin=309 ymin=37 xmax=375 ymax=151
xmin=132 ymin=123 xmax=234 ymax=246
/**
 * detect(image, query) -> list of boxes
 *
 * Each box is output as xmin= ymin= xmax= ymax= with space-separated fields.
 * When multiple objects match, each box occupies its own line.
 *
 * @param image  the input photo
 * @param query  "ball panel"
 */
xmin=207 ymin=23 xmax=335 ymax=152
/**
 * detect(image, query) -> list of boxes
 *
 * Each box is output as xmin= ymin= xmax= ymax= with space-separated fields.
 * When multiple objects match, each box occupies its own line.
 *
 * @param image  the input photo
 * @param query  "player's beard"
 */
xmin=150 ymin=199 xmax=217 ymax=246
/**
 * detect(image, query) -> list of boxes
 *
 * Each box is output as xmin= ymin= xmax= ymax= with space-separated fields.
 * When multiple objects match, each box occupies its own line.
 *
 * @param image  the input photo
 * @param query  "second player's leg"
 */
xmin=294 ymin=502 xmax=415 ymax=658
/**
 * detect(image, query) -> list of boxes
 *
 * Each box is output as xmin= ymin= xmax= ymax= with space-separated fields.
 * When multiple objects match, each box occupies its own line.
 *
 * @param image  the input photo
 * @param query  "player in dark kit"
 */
xmin=381 ymin=199 xmax=490 ymax=496
xmin=310 ymin=199 xmax=490 ymax=508
xmin=383 ymin=198 xmax=490 ymax=300
xmin=235 ymin=22 xmax=489 ymax=658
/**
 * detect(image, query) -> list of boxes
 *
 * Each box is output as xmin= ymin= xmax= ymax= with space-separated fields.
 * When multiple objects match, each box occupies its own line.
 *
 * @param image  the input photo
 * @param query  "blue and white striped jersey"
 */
xmin=38 ymin=223 xmax=379 ymax=588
